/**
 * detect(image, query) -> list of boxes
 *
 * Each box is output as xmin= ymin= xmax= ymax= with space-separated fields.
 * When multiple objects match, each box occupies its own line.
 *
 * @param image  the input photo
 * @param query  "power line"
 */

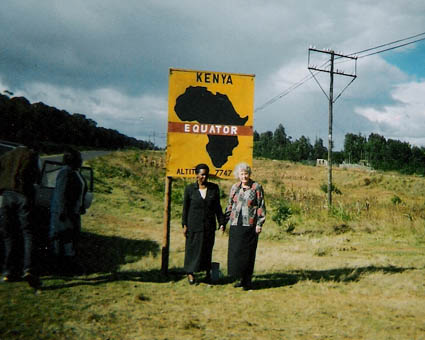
xmin=255 ymin=32 xmax=425 ymax=112
xmin=334 ymin=34 xmax=425 ymax=66
xmin=350 ymin=31 xmax=425 ymax=56
xmin=357 ymin=36 xmax=425 ymax=59
xmin=254 ymin=73 xmax=315 ymax=112
xmin=255 ymin=60 xmax=330 ymax=112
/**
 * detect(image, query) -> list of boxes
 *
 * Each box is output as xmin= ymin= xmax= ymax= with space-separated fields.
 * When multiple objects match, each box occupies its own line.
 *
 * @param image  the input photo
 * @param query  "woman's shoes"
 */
xmin=233 ymin=280 xmax=243 ymax=288
xmin=187 ymin=274 xmax=195 ymax=285
xmin=204 ymin=272 xmax=212 ymax=284
xmin=242 ymin=283 xmax=253 ymax=291
xmin=233 ymin=278 xmax=253 ymax=290
xmin=187 ymin=273 xmax=213 ymax=285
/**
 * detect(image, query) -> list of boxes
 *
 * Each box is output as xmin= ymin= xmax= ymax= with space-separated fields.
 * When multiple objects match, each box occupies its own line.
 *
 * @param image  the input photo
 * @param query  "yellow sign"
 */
xmin=166 ymin=68 xmax=255 ymax=179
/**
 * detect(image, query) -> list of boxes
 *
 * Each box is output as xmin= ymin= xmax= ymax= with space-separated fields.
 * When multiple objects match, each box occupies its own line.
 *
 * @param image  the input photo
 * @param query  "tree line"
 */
xmin=0 ymin=95 xmax=156 ymax=153
xmin=254 ymin=124 xmax=425 ymax=175
xmin=343 ymin=132 xmax=425 ymax=174
xmin=254 ymin=124 xmax=328 ymax=163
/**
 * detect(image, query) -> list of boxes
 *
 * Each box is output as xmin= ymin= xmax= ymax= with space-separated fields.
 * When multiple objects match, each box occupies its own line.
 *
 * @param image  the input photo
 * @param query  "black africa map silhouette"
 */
xmin=174 ymin=86 xmax=248 ymax=168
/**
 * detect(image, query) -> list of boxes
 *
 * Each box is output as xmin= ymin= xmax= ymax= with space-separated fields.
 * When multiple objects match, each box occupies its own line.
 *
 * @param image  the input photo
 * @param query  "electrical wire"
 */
xmin=350 ymin=31 xmax=425 ymax=57
xmin=357 ymin=35 xmax=425 ymax=59
xmin=255 ymin=61 xmax=330 ymax=112
xmin=334 ymin=33 xmax=425 ymax=65
xmin=255 ymin=72 xmax=315 ymax=112
xmin=255 ymin=32 xmax=425 ymax=112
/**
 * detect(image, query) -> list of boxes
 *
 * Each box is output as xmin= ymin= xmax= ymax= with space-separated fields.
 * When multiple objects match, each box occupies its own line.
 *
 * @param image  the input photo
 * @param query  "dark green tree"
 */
xmin=344 ymin=133 xmax=366 ymax=163
xmin=365 ymin=133 xmax=387 ymax=168
xmin=312 ymin=138 xmax=328 ymax=160
xmin=271 ymin=124 xmax=289 ymax=159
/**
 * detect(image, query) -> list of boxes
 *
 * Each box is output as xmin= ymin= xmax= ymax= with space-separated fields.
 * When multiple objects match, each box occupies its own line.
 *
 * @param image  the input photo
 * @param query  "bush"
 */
xmin=272 ymin=200 xmax=293 ymax=226
xmin=172 ymin=189 xmax=184 ymax=204
xmin=330 ymin=203 xmax=353 ymax=222
xmin=391 ymin=195 xmax=402 ymax=205
xmin=320 ymin=183 xmax=342 ymax=195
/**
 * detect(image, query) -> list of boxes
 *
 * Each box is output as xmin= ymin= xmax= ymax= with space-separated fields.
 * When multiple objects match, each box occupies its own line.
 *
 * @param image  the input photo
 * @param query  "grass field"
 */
xmin=1 ymin=150 xmax=424 ymax=339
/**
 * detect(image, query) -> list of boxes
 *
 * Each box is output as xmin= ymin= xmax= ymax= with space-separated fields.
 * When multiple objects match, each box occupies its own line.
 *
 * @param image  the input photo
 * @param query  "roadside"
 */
xmin=42 ymin=150 xmax=112 ymax=163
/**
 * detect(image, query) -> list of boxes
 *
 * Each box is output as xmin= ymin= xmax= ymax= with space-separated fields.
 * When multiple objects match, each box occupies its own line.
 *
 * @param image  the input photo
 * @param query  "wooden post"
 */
xmin=327 ymin=51 xmax=335 ymax=208
xmin=308 ymin=48 xmax=357 ymax=209
xmin=161 ymin=176 xmax=173 ymax=274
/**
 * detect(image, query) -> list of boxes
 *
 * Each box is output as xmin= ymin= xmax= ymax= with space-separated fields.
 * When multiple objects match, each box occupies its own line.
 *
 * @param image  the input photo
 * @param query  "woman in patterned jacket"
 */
xmin=223 ymin=162 xmax=266 ymax=290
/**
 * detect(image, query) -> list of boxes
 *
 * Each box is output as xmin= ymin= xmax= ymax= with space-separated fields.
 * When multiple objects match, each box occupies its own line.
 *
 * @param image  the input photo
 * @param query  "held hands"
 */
xmin=217 ymin=225 xmax=260 ymax=234
xmin=184 ymin=225 xmax=227 ymax=237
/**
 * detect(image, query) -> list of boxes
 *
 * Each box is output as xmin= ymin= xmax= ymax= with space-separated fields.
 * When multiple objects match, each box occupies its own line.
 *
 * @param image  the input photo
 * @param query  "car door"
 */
xmin=36 ymin=160 xmax=94 ymax=210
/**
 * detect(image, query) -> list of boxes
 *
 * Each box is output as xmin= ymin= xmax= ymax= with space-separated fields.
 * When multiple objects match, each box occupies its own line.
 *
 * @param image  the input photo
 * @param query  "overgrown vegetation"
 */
xmin=1 ymin=150 xmax=424 ymax=340
xmin=271 ymin=199 xmax=293 ymax=226
xmin=320 ymin=182 xmax=342 ymax=195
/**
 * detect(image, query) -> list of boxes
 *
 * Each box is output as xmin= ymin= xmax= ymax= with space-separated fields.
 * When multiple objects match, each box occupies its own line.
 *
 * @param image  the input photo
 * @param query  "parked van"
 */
xmin=0 ymin=141 xmax=94 ymax=273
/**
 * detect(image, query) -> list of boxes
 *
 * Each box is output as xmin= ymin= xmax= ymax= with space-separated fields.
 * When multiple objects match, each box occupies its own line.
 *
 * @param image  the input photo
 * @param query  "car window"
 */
xmin=0 ymin=144 xmax=15 ymax=156
xmin=80 ymin=167 xmax=94 ymax=191
xmin=41 ymin=160 xmax=93 ymax=192
xmin=41 ymin=161 xmax=63 ymax=188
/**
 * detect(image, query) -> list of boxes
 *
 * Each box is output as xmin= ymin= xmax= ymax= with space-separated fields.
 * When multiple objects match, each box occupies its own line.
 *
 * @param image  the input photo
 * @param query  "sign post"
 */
xmin=162 ymin=68 xmax=255 ymax=273
xmin=161 ymin=176 xmax=172 ymax=274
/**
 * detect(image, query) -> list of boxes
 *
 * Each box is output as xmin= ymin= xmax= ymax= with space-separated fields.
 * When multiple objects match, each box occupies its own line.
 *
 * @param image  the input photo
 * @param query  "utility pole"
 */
xmin=327 ymin=51 xmax=334 ymax=207
xmin=308 ymin=48 xmax=357 ymax=207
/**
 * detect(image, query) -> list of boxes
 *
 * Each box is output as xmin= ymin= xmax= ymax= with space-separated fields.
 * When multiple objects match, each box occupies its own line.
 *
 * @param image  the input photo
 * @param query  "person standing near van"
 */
xmin=49 ymin=148 xmax=87 ymax=273
xmin=0 ymin=146 xmax=41 ymax=288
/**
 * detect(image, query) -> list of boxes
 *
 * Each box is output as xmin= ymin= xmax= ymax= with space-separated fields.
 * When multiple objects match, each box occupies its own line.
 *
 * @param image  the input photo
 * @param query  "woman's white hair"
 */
xmin=234 ymin=162 xmax=252 ymax=178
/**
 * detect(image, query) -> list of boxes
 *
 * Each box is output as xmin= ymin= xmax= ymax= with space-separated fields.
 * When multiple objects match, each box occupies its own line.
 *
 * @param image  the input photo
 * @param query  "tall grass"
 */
xmin=1 ymin=150 xmax=424 ymax=340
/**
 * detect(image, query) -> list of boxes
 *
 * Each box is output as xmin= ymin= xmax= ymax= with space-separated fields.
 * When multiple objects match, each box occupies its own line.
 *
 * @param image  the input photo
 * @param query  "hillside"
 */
xmin=0 ymin=94 xmax=155 ymax=153
xmin=1 ymin=150 xmax=424 ymax=339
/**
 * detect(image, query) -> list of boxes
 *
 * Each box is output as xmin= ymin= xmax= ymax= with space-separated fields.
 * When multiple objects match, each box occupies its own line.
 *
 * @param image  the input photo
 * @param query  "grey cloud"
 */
xmin=1 ymin=0 xmax=425 ymax=148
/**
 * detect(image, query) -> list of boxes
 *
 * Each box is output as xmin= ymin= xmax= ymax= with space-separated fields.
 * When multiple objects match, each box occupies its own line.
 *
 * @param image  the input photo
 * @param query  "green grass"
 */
xmin=1 ymin=150 xmax=425 ymax=339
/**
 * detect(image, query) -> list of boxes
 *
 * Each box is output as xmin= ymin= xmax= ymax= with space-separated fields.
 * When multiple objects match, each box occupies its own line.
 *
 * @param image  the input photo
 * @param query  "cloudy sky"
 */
xmin=1 ymin=1 xmax=424 ymax=149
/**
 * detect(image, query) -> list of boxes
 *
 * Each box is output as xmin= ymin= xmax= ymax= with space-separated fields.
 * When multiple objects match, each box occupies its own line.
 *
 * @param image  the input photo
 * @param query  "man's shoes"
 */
xmin=23 ymin=272 xmax=42 ymax=289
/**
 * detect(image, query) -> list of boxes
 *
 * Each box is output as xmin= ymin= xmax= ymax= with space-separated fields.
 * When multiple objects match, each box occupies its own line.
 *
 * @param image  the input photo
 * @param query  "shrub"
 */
xmin=330 ymin=203 xmax=352 ymax=222
xmin=320 ymin=183 xmax=342 ymax=195
xmin=391 ymin=195 xmax=402 ymax=205
xmin=272 ymin=200 xmax=293 ymax=226
xmin=172 ymin=189 xmax=184 ymax=204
